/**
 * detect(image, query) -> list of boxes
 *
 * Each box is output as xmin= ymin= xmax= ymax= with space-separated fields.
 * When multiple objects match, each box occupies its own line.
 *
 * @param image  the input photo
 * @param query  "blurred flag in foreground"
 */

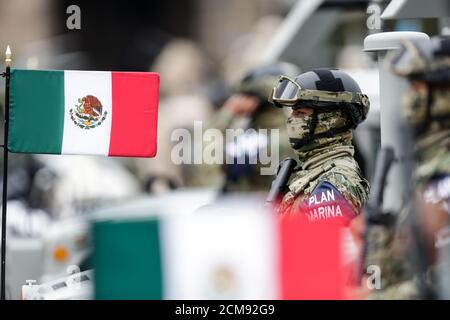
xmin=8 ymin=69 xmax=159 ymax=157
xmin=93 ymin=198 xmax=355 ymax=300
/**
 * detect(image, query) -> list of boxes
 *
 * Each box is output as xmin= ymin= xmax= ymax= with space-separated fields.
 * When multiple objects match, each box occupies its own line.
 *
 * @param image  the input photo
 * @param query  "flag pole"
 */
xmin=1 ymin=45 xmax=11 ymax=300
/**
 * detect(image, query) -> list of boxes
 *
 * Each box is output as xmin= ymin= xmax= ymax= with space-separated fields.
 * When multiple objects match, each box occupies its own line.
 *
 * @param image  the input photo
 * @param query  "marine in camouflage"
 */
xmin=271 ymin=69 xmax=370 ymax=217
xmin=368 ymin=37 xmax=450 ymax=300
xmin=392 ymin=38 xmax=450 ymax=211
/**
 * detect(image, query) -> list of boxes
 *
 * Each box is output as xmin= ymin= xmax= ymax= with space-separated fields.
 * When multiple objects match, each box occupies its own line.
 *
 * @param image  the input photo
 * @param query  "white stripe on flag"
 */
xmin=62 ymin=71 xmax=113 ymax=155
xmin=161 ymin=208 xmax=278 ymax=300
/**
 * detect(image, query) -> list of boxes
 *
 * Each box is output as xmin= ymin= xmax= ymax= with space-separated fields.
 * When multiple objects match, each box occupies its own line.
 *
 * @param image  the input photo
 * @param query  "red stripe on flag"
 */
xmin=278 ymin=215 xmax=345 ymax=300
xmin=109 ymin=72 xmax=159 ymax=157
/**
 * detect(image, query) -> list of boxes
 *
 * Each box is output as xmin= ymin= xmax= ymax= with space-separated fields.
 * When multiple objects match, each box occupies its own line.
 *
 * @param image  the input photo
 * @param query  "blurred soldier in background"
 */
xmin=271 ymin=68 xmax=370 ymax=227
xmin=188 ymin=62 xmax=299 ymax=193
xmin=133 ymin=39 xmax=215 ymax=193
xmin=368 ymin=36 xmax=450 ymax=300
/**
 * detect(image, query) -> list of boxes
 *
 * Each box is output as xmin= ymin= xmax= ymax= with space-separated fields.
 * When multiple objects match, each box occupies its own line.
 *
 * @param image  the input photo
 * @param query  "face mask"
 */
xmin=286 ymin=109 xmax=351 ymax=151
xmin=286 ymin=114 xmax=312 ymax=148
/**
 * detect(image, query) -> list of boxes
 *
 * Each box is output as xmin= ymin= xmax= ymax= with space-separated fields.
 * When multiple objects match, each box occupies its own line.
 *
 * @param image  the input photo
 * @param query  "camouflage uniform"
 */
xmin=364 ymin=203 xmax=421 ymax=299
xmin=405 ymin=89 xmax=450 ymax=186
xmin=277 ymin=109 xmax=369 ymax=223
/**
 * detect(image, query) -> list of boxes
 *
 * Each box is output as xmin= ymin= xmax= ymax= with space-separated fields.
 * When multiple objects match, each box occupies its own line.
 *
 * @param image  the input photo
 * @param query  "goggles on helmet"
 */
xmin=270 ymin=75 xmax=369 ymax=109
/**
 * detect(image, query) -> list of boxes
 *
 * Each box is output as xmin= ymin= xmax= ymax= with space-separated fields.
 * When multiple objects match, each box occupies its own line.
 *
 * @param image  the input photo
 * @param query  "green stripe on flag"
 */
xmin=93 ymin=218 xmax=164 ymax=300
xmin=8 ymin=69 xmax=65 ymax=154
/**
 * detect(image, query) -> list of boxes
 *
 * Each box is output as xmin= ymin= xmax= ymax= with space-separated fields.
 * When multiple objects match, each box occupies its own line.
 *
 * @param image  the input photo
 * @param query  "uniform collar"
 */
xmin=298 ymin=144 xmax=355 ymax=170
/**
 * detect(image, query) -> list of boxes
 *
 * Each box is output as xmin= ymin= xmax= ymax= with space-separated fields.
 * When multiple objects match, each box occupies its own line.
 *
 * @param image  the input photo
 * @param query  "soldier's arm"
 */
xmin=296 ymin=181 xmax=360 ymax=226
xmin=208 ymin=94 xmax=260 ymax=131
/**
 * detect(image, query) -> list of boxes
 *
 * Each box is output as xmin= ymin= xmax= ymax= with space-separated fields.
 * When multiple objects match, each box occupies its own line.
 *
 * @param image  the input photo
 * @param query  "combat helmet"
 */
xmin=270 ymin=68 xmax=370 ymax=149
xmin=389 ymin=36 xmax=450 ymax=83
xmin=235 ymin=62 xmax=300 ymax=106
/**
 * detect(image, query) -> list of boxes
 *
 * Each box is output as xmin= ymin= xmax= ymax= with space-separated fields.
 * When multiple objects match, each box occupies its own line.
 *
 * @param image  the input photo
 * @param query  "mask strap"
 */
xmin=300 ymin=110 xmax=319 ymax=147
xmin=309 ymin=110 xmax=319 ymax=135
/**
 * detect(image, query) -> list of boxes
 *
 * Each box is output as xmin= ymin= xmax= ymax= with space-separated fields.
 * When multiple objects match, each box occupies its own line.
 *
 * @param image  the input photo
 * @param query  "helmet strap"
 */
xmin=309 ymin=109 xmax=319 ymax=135
xmin=341 ymin=102 xmax=363 ymax=129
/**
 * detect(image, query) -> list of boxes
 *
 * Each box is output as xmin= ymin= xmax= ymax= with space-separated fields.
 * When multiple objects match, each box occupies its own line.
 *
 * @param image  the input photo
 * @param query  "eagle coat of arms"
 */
xmin=69 ymin=95 xmax=108 ymax=129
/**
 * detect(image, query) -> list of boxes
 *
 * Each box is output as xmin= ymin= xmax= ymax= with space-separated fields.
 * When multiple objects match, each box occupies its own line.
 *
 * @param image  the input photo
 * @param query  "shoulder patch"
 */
xmin=307 ymin=182 xmax=340 ymax=206
xmin=296 ymin=181 xmax=358 ymax=225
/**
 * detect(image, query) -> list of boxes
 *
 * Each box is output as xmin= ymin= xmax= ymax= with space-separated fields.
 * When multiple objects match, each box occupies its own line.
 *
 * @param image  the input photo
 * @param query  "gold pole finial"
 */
xmin=5 ymin=45 xmax=11 ymax=67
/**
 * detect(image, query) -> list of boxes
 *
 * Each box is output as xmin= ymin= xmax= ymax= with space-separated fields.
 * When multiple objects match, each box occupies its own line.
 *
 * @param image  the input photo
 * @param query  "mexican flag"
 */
xmin=93 ymin=203 xmax=350 ymax=300
xmin=8 ymin=69 xmax=159 ymax=157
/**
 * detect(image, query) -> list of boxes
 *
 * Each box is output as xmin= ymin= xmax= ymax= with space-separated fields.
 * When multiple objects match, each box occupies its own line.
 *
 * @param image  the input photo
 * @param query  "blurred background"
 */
xmin=0 ymin=0 xmax=448 ymax=300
